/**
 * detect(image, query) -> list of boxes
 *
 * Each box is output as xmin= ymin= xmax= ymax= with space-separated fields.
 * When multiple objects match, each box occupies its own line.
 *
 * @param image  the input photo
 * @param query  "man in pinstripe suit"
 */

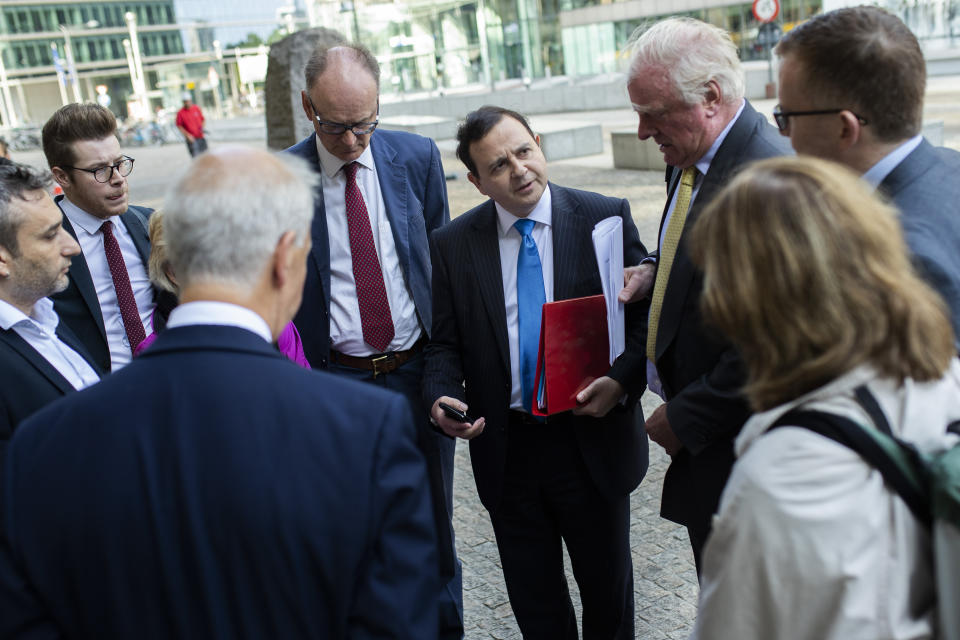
xmin=423 ymin=106 xmax=649 ymax=640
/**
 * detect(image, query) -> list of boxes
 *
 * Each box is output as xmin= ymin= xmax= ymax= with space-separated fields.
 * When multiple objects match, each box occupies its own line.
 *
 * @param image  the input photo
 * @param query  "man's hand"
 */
xmin=431 ymin=397 xmax=485 ymax=440
xmin=645 ymin=403 xmax=682 ymax=456
xmin=572 ymin=376 xmax=624 ymax=418
xmin=619 ymin=263 xmax=656 ymax=304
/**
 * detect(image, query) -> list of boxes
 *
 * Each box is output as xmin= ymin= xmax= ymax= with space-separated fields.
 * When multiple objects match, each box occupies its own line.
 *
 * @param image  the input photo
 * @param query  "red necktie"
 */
xmin=101 ymin=220 xmax=146 ymax=353
xmin=344 ymin=162 xmax=394 ymax=352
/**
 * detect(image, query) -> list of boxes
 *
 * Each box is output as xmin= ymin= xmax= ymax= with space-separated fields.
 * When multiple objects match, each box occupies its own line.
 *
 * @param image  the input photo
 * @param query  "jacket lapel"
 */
xmin=371 ymin=133 xmax=413 ymax=284
xmin=295 ymin=134 xmax=333 ymax=312
xmin=0 ymin=328 xmax=76 ymax=394
xmin=57 ymin=202 xmax=107 ymax=340
xmin=550 ymin=184 xmax=586 ymax=301
xmin=469 ymin=202 xmax=510 ymax=374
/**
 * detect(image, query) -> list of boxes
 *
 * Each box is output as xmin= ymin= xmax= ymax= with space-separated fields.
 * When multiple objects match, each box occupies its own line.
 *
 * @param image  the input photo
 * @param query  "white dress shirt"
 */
xmin=166 ymin=301 xmax=272 ymax=341
xmin=0 ymin=297 xmax=100 ymax=390
xmin=496 ymin=185 xmax=555 ymax=410
xmin=861 ymin=134 xmax=922 ymax=188
xmin=647 ymin=99 xmax=746 ymax=399
xmin=315 ymin=139 xmax=421 ymax=356
xmin=60 ymin=198 xmax=155 ymax=370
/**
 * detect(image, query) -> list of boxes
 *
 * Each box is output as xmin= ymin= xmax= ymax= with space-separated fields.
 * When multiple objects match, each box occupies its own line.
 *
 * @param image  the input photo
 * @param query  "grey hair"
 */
xmin=162 ymin=147 xmax=318 ymax=290
xmin=0 ymin=161 xmax=54 ymax=255
xmin=626 ymin=17 xmax=744 ymax=105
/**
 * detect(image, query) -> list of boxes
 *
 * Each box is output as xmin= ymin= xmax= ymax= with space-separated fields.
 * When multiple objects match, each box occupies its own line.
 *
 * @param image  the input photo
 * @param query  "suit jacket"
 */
xmin=0 ymin=320 xmax=102 ymax=462
xmin=0 ymin=324 xmax=442 ymax=640
xmin=284 ymin=129 xmax=449 ymax=368
xmin=879 ymin=139 xmax=960 ymax=350
xmin=51 ymin=197 xmax=162 ymax=373
xmin=423 ymin=184 xmax=649 ymax=512
xmin=651 ymin=100 xmax=792 ymax=528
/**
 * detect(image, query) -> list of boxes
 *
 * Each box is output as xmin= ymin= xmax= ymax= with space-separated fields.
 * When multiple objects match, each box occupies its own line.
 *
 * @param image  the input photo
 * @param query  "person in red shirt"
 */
xmin=175 ymin=92 xmax=207 ymax=157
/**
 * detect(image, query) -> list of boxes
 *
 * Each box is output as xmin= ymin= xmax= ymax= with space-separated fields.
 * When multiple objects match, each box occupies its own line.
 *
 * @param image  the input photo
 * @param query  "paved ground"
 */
xmin=13 ymin=76 xmax=959 ymax=637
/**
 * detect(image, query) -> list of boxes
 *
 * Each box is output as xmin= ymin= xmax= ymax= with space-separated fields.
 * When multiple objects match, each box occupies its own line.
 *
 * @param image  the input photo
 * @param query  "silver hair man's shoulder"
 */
xmin=625 ymin=17 xmax=744 ymax=106
xmin=162 ymin=146 xmax=318 ymax=290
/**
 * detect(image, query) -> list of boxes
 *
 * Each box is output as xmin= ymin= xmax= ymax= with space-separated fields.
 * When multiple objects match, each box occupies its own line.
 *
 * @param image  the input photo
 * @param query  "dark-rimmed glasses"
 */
xmin=772 ymin=106 xmax=868 ymax=133
xmin=307 ymin=96 xmax=378 ymax=136
xmin=63 ymin=156 xmax=135 ymax=183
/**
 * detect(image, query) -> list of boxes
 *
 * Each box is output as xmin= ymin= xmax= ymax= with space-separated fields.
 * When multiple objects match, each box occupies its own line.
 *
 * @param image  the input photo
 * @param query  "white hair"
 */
xmin=626 ymin=17 xmax=744 ymax=105
xmin=162 ymin=147 xmax=318 ymax=290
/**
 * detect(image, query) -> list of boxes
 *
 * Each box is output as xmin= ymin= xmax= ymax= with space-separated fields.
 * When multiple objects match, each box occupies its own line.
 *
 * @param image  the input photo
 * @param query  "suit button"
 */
xmin=320 ymin=357 xmax=327 ymax=366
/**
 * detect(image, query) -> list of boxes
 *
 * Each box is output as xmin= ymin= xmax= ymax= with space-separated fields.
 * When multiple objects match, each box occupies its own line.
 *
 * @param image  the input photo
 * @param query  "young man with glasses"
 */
xmin=775 ymin=6 xmax=960 ymax=350
xmin=284 ymin=43 xmax=461 ymax=639
xmin=42 ymin=102 xmax=163 ymax=372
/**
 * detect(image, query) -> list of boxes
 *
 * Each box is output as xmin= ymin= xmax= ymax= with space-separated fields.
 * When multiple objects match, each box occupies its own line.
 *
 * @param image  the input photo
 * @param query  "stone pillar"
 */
xmin=265 ymin=27 xmax=346 ymax=150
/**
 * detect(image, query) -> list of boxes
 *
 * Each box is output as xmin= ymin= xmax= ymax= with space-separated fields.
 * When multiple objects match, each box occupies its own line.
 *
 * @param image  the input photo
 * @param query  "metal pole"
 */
xmin=60 ymin=26 xmax=82 ymax=103
xmin=125 ymin=12 xmax=150 ymax=118
xmin=51 ymin=43 xmax=70 ymax=106
xmin=0 ymin=49 xmax=15 ymax=127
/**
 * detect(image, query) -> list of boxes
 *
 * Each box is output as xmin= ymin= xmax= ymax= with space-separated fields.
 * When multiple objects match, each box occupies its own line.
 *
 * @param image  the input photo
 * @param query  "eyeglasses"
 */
xmin=772 ymin=106 xmax=868 ymax=133
xmin=307 ymin=96 xmax=378 ymax=136
xmin=63 ymin=156 xmax=135 ymax=183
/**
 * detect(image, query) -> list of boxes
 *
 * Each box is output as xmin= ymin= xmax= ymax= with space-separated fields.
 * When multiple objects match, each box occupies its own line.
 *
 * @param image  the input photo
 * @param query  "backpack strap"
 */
xmin=771 ymin=406 xmax=932 ymax=527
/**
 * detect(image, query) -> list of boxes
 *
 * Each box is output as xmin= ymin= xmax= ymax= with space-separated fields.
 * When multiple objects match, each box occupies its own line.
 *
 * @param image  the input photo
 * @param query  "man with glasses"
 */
xmin=618 ymin=17 xmax=790 ymax=573
xmin=284 ymin=43 xmax=461 ymax=638
xmin=42 ymin=103 xmax=163 ymax=372
xmin=775 ymin=6 xmax=960 ymax=349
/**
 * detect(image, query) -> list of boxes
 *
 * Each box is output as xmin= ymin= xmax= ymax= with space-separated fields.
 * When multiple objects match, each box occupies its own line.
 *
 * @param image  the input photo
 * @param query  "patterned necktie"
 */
xmin=514 ymin=218 xmax=546 ymax=413
xmin=344 ymin=162 xmax=394 ymax=352
xmin=647 ymin=166 xmax=697 ymax=361
xmin=101 ymin=220 xmax=146 ymax=353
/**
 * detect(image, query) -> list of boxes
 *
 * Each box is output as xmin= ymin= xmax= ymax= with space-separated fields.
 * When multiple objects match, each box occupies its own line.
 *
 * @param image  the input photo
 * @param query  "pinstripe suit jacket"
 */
xmin=423 ymin=183 xmax=649 ymax=512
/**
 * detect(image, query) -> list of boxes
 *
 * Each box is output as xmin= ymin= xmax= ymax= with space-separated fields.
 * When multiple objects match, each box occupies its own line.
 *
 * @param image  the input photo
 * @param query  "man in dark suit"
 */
xmin=284 ymin=43 xmax=461 ymax=635
xmin=43 ymin=103 xmax=161 ymax=373
xmin=0 ymin=160 xmax=101 ymax=458
xmin=0 ymin=147 xmax=443 ymax=639
xmin=619 ymin=17 xmax=791 ymax=571
xmin=424 ymin=106 xmax=649 ymax=640
xmin=775 ymin=6 xmax=960 ymax=350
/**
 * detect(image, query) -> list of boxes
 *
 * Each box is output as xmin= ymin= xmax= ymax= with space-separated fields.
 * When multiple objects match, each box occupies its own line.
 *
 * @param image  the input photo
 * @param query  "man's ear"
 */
xmin=467 ymin=171 xmax=485 ymax=196
xmin=702 ymin=79 xmax=723 ymax=116
xmin=0 ymin=244 xmax=13 ymax=279
xmin=300 ymin=91 xmax=314 ymax=124
xmin=535 ymin=133 xmax=541 ymax=147
xmin=50 ymin=166 xmax=70 ymax=190
xmin=837 ymin=110 xmax=864 ymax=149
xmin=272 ymin=230 xmax=298 ymax=288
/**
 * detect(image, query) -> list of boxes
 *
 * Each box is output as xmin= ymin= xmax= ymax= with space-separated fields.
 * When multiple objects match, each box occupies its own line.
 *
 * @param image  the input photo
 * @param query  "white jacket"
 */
xmin=691 ymin=361 xmax=960 ymax=640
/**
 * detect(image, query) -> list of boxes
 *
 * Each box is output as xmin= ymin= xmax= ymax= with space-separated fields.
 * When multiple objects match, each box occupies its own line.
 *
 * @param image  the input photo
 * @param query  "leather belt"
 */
xmin=330 ymin=338 xmax=424 ymax=378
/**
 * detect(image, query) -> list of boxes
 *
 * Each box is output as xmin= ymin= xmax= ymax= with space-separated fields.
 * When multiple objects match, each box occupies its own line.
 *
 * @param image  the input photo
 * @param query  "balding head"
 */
xmin=162 ymin=146 xmax=317 ymax=291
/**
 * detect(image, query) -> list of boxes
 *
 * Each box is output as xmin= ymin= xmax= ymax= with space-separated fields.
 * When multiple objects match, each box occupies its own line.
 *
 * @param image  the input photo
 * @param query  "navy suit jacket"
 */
xmin=0 ymin=319 xmax=102 ymax=463
xmin=423 ymin=184 xmax=649 ymax=512
xmin=651 ymin=100 xmax=792 ymax=529
xmin=284 ymin=129 xmax=449 ymax=368
xmin=879 ymin=139 xmax=960 ymax=350
xmin=51 ymin=197 xmax=159 ymax=373
xmin=0 ymin=324 xmax=442 ymax=639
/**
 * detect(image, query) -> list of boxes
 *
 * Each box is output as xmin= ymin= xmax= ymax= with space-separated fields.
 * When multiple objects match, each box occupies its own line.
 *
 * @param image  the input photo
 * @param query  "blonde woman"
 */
xmin=687 ymin=156 xmax=960 ymax=639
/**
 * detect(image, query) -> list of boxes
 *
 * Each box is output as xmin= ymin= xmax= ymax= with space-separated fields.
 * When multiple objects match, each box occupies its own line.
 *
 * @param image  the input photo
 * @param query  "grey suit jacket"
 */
xmin=879 ymin=138 xmax=960 ymax=350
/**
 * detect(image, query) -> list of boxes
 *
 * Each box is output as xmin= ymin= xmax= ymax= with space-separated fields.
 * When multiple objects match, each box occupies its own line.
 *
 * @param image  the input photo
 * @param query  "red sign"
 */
xmin=752 ymin=0 xmax=780 ymax=23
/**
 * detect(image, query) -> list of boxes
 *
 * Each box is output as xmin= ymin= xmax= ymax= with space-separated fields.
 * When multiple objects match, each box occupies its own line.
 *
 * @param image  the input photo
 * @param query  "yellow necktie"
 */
xmin=646 ymin=166 xmax=697 ymax=361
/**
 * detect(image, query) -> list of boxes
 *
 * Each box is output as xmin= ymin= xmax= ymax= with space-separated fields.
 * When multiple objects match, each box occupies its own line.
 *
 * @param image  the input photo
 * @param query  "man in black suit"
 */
xmin=423 ymin=106 xmax=649 ymax=640
xmin=619 ymin=17 xmax=791 ymax=571
xmin=775 ymin=6 xmax=960 ymax=350
xmin=0 ymin=160 xmax=101 ymax=457
xmin=0 ymin=146 xmax=444 ymax=639
xmin=43 ymin=103 xmax=161 ymax=373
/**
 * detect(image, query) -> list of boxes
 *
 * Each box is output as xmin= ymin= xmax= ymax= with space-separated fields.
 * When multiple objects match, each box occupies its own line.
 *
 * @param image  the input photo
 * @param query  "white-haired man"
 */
xmin=618 ymin=17 xmax=791 ymax=571
xmin=0 ymin=147 xmax=444 ymax=639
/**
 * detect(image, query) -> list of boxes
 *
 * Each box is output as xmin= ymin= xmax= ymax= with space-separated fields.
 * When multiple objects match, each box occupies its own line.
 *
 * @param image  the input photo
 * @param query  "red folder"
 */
xmin=531 ymin=294 xmax=609 ymax=416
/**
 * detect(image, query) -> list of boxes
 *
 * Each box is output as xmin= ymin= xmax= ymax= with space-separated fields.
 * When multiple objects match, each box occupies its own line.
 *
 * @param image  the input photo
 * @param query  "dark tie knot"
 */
xmin=100 ymin=220 xmax=114 ymax=235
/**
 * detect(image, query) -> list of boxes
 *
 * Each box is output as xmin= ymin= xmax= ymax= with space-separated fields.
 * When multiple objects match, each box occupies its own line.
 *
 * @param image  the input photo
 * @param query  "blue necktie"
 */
xmin=514 ymin=218 xmax=546 ymax=413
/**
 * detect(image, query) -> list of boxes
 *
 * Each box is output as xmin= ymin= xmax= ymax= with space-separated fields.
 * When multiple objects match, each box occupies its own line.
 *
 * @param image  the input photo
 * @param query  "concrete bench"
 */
xmin=611 ymin=130 xmax=666 ymax=171
xmin=533 ymin=121 xmax=604 ymax=161
xmin=378 ymin=115 xmax=458 ymax=141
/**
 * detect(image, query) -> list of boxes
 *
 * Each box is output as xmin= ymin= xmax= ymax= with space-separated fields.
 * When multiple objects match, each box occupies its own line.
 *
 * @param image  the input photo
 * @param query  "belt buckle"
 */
xmin=370 ymin=354 xmax=390 ymax=378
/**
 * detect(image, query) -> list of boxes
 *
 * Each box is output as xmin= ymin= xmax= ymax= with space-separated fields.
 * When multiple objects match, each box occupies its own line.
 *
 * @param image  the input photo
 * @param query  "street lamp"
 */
xmin=59 ymin=20 xmax=98 ymax=103
xmin=124 ymin=11 xmax=150 ymax=119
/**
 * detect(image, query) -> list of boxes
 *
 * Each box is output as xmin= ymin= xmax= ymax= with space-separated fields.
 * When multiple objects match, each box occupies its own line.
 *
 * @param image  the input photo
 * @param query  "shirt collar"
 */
xmin=166 ymin=300 xmax=272 ymax=343
xmin=695 ymin=98 xmax=746 ymax=177
xmin=59 ymin=196 xmax=115 ymax=235
xmin=861 ymin=135 xmax=923 ymax=188
xmin=0 ymin=296 xmax=58 ymax=333
xmin=496 ymin=183 xmax=553 ymax=237
xmin=314 ymin=136 xmax=375 ymax=179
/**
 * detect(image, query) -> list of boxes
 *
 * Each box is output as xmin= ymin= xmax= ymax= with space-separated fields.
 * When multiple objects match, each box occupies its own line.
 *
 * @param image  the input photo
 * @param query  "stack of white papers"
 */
xmin=592 ymin=217 xmax=625 ymax=365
